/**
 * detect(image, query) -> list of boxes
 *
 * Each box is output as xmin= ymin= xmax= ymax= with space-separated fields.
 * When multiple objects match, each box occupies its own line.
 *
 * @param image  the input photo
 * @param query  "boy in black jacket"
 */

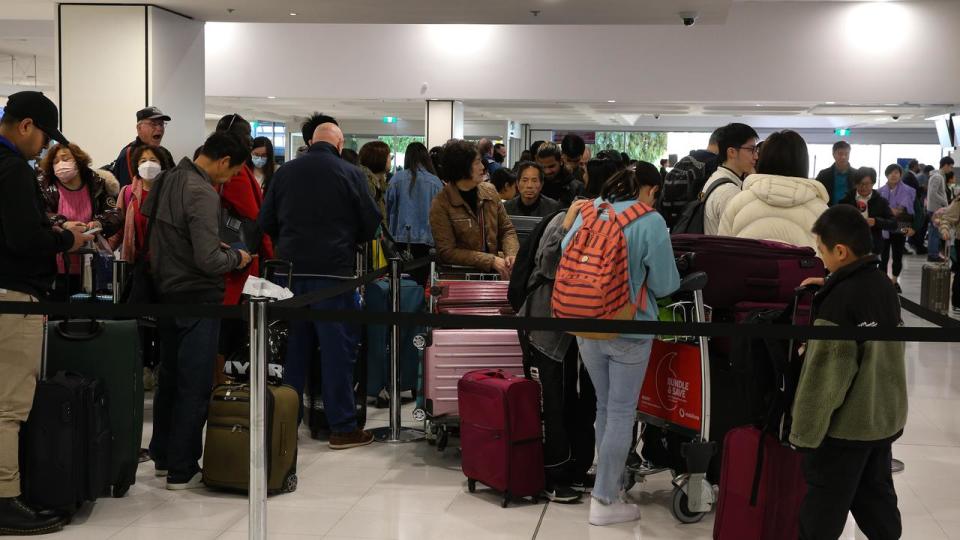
xmin=793 ymin=205 xmax=907 ymax=540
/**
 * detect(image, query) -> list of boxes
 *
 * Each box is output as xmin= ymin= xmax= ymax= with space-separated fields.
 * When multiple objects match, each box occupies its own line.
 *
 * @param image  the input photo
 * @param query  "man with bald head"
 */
xmin=260 ymin=114 xmax=381 ymax=449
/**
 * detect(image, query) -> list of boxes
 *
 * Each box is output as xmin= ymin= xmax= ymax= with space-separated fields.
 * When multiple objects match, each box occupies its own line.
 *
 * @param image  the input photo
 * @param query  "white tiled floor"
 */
xmin=21 ymin=254 xmax=960 ymax=539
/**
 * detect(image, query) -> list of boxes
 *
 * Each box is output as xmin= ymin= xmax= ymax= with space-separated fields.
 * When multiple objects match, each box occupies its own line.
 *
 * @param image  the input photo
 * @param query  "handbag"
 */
xmin=220 ymin=208 xmax=262 ymax=254
xmin=122 ymin=173 xmax=167 ymax=304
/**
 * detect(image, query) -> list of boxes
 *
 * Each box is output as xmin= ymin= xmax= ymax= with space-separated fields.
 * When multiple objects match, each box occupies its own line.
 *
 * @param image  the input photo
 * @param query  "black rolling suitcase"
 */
xmin=19 ymin=321 xmax=113 ymax=513
xmin=44 ymin=319 xmax=143 ymax=497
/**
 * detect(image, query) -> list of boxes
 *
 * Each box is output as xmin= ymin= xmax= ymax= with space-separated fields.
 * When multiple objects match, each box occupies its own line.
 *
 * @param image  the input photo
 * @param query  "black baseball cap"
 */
xmin=3 ymin=91 xmax=69 ymax=146
xmin=136 ymin=106 xmax=171 ymax=122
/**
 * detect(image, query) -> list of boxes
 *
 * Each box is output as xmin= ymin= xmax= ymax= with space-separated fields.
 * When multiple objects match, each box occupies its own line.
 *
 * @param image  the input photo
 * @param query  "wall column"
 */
xmin=425 ymin=100 xmax=463 ymax=150
xmin=57 ymin=4 xmax=204 ymax=166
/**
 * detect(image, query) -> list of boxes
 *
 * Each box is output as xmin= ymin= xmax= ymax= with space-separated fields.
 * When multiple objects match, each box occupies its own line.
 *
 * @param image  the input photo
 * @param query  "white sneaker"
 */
xmin=589 ymin=498 xmax=642 ymax=526
xmin=166 ymin=471 xmax=204 ymax=490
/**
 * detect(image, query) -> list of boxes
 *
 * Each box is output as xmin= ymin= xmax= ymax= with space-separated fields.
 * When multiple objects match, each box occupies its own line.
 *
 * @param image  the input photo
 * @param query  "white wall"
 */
xmin=205 ymin=2 xmax=960 ymax=105
xmin=59 ymin=4 xmax=146 ymax=166
xmin=149 ymin=7 xmax=205 ymax=163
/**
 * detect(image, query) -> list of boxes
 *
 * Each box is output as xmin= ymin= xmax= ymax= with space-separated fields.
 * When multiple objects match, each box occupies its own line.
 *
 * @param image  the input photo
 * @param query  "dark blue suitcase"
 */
xmin=365 ymin=277 xmax=425 ymax=398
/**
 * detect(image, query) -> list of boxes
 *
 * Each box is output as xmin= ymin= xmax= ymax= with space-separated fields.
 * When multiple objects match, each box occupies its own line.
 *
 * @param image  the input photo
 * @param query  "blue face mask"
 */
xmin=252 ymin=155 xmax=268 ymax=169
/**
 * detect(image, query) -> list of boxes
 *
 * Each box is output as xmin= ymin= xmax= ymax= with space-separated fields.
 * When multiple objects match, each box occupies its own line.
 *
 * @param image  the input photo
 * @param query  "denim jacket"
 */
xmin=386 ymin=167 xmax=443 ymax=246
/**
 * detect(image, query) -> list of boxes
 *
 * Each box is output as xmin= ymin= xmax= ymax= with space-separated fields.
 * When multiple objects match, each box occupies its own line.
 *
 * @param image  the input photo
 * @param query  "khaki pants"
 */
xmin=0 ymin=290 xmax=42 ymax=497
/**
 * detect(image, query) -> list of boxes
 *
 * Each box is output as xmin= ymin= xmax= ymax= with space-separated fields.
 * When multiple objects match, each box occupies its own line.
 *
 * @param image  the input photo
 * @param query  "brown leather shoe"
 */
xmin=328 ymin=429 xmax=374 ymax=450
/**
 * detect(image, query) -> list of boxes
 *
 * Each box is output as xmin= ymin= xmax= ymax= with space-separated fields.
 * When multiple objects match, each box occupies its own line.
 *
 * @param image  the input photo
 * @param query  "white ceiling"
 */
xmin=204 ymin=96 xmax=949 ymax=131
xmin=0 ymin=0 xmax=892 ymax=24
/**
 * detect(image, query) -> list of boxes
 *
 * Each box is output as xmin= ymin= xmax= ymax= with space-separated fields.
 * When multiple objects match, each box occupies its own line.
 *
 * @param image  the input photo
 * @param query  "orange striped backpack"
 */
xmin=552 ymin=201 xmax=652 ymax=339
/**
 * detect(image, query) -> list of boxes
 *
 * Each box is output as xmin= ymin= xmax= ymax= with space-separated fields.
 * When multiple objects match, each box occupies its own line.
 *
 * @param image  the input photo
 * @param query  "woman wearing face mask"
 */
xmin=251 ymin=136 xmax=276 ymax=193
xmin=111 ymin=145 xmax=175 ymax=262
xmin=39 ymin=142 xmax=122 ymax=300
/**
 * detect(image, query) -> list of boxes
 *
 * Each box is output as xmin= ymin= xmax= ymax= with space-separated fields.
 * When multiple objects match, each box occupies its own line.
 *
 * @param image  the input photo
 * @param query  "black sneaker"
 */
xmin=0 ymin=497 xmax=64 ymax=536
xmin=571 ymin=473 xmax=595 ymax=493
xmin=542 ymin=484 xmax=582 ymax=504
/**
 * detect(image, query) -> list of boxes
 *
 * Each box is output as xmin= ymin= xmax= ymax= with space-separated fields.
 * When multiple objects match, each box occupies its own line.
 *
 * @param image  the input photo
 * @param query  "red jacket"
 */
xmin=219 ymin=164 xmax=275 ymax=305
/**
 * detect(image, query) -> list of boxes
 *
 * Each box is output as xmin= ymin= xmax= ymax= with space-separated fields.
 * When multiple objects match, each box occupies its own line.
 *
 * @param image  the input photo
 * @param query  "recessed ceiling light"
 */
xmin=267 ymin=96 xmax=276 ymax=99
xmin=869 ymin=109 xmax=886 ymax=113
xmin=607 ymin=100 xmax=616 ymax=103
xmin=825 ymin=101 xmax=836 ymax=105
xmin=289 ymin=12 xmax=297 ymax=16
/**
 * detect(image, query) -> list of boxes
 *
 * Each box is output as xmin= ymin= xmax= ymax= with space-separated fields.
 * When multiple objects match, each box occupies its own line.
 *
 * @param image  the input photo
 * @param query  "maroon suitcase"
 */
xmin=671 ymin=234 xmax=823 ymax=311
xmin=458 ymin=369 xmax=544 ymax=507
xmin=422 ymin=329 xmax=524 ymax=418
xmin=713 ymin=426 xmax=807 ymax=540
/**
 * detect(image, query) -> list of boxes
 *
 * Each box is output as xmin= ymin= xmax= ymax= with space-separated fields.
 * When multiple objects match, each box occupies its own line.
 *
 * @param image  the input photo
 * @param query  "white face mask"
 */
xmin=138 ymin=160 xmax=162 ymax=180
xmin=251 ymin=155 xmax=268 ymax=169
xmin=54 ymin=161 xmax=78 ymax=182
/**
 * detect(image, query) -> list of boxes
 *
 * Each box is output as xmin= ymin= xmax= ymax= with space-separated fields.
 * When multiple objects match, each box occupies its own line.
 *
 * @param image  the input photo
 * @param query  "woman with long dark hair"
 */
xmin=559 ymin=163 xmax=680 ymax=526
xmin=251 ymin=136 xmax=276 ymax=192
xmin=385 ymin=142 xmax=443 ymax=283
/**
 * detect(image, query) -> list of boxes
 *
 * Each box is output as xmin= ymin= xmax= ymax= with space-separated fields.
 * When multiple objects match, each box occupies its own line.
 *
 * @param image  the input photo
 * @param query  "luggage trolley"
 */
xmin=413 ymin=262 xmax=520 ymax=451
xmin=630 ymin=271 xmax=717 ymax=524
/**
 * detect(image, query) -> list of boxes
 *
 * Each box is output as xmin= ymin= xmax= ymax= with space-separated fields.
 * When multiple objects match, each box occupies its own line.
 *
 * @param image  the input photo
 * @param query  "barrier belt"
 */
xmin=273 ymin=267 xmax=389 ymax=309
xmin=898 ymin=295 xmax=960 ymax=328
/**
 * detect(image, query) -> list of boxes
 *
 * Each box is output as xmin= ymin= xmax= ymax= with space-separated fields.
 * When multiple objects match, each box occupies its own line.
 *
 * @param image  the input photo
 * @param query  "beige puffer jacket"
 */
xmin=718 ymin=174 xmax=829 ymax=251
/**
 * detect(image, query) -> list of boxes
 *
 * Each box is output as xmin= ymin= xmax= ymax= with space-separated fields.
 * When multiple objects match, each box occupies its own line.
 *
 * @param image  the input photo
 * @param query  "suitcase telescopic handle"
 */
xmin=677 ymin=271 xmax=708 ymax=293
xmin=55 ymin=320 xmax=105 ymax=341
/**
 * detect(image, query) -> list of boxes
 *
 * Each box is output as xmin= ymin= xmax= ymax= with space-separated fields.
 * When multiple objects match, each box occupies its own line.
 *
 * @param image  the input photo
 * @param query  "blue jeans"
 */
xmin=928 ymin=212 xmax=942 ymax=257
xmin=577 ymin=337 xmax=653 ymax=505
xmin=150 ymin=313 xmax=220 ymax=481
xmin=283 ymin=278 xmax=360 ymax=433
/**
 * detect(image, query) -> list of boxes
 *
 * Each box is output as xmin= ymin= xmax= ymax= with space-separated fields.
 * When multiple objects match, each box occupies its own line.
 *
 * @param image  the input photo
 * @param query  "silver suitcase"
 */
xmin=921 ymin=262 xmax=951 ymax=314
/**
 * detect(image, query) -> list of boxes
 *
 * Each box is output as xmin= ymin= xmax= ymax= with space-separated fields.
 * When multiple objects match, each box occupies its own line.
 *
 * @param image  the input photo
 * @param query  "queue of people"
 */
xmin=0 ymin=90 xmax=915 ymax=537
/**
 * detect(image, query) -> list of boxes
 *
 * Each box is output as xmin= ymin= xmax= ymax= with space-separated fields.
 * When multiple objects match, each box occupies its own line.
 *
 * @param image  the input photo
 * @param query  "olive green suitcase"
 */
xmin=202 ymin=382 xmax=299 ymax=494
xmin=45 ymin=319 xmax=143 ymax=498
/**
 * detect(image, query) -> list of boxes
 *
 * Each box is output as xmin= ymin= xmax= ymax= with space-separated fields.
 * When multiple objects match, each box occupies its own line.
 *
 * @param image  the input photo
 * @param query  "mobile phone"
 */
xmin=85 ymin=227 xmax=102 ymax=236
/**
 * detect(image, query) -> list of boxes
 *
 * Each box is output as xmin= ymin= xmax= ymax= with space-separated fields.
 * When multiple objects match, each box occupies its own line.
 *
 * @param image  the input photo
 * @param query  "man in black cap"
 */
xmin=0 ymin=90 xmax=92 ymax=535
xmin=111 ymin=105 xmax=171 ymax=188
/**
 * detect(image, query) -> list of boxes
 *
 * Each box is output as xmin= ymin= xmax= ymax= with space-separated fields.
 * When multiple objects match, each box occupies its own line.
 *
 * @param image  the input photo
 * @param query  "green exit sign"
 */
xmin=382 ymin=116 xmax=397 ymax=124
xmin=835 ymin=128 xmax=851 ymax=137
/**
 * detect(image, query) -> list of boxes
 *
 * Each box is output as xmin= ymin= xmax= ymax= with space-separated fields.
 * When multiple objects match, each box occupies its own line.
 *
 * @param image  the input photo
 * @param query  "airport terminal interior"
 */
xmin=2 ymin=0 xmax=960 ymax=538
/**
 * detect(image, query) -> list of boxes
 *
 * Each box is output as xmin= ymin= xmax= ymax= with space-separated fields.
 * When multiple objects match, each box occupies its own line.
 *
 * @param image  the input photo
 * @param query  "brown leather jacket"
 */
xmin=429 ymin=181 xmax=519 ymax=271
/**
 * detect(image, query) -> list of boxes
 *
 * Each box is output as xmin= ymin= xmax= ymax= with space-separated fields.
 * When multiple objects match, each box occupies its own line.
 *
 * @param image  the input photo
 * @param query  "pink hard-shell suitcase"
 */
xmin=422 ymin=329 xmax=524 ymax=418
xmin=433 ymin=280 xmax=511 ymax=313
xmin=459 ymin=369 xmax=544 ymax=507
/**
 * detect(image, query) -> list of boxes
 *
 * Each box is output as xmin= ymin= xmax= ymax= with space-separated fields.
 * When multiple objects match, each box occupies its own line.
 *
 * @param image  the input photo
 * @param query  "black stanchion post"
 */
xmin=372 ymin=258 xmax=425 ymax=443
xmin=248 ymin=298 xmax=269 ymax=539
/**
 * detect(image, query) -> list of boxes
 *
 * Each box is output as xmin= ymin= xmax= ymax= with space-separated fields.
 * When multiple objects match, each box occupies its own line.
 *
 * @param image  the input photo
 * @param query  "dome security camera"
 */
xmin=891 ymin=115 xmax=901 ymax=121
xmin=679 ymin=11 xmax=699 ymax=27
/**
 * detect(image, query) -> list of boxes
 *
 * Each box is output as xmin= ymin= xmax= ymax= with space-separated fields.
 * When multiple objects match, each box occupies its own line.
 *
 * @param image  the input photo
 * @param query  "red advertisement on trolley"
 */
xmin=637 ymin=340 xmax=703 ymax=433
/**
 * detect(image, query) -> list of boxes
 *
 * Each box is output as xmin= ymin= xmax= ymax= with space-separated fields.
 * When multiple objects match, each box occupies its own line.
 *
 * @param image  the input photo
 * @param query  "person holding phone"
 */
xmin=38 ymin=142 xmax=122 ymax=301
xmin=0 ymin=91 xmax=92 ymax=535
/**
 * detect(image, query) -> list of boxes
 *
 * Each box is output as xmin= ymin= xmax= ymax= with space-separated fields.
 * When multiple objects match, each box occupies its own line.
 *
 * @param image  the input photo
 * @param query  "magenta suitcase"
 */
xmin=433 ymin=280 xmax=510 ymax=312
xmin=714 ymin=426 xmax=807 ymax=540
xmin=671 ymin=234 xmax=823 ymax=311
xmin=422 ymin=329 xmax=524 ymax=418
xmin=459 ymin=369 xmax=544 ymax=507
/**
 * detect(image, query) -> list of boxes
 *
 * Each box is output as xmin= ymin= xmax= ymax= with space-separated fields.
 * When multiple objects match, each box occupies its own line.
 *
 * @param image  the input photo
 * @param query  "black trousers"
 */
xmin=881 ymin=234 xmax=907 ymax=278
xmin=799 ymin=442 xmax=901 ymax=540
xmin=523 ymin=342 xmax=596 ymax=485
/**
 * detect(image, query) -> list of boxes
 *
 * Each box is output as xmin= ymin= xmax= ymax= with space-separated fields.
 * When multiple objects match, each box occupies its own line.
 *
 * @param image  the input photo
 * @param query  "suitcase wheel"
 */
xmin=112 ymin=482 xmax=131 ymax=498
xmin=282 ymin=473 xmax=298 ymax=493
xmin=671 ymin=487 xmax=705 ymax=524
xmin=501 ymin=492 xmax=510 ymax=508
xmin=436 ymin=426 xmax=449 ymax=452
xmin=467 ymin=479 xmax=476 ymax=493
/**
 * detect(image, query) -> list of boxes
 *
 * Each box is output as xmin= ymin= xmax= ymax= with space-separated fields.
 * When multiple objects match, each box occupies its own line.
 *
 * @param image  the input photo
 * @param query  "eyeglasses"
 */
xmin=739 ymin=145 xmax=759 ymax=155
xmin=141 ymin=120 xmax=166 ymax=128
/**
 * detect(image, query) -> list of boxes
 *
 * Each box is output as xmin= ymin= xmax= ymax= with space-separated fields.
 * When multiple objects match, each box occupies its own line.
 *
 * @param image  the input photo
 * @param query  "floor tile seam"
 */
xmin=322 ymin=465 xmax=393 ymax=534
xmin=531 ymin=501 xmax=550 ymax=540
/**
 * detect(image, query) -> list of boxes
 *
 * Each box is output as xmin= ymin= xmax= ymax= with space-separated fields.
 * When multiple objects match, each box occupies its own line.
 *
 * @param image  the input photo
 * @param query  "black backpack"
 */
xmin=657 ymin=155 xmax=711 ymax=228
xmin=671 ymin=178 xmax=736 ymax=235
xmin=507 ymin=210 xmax=565 ymax=312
